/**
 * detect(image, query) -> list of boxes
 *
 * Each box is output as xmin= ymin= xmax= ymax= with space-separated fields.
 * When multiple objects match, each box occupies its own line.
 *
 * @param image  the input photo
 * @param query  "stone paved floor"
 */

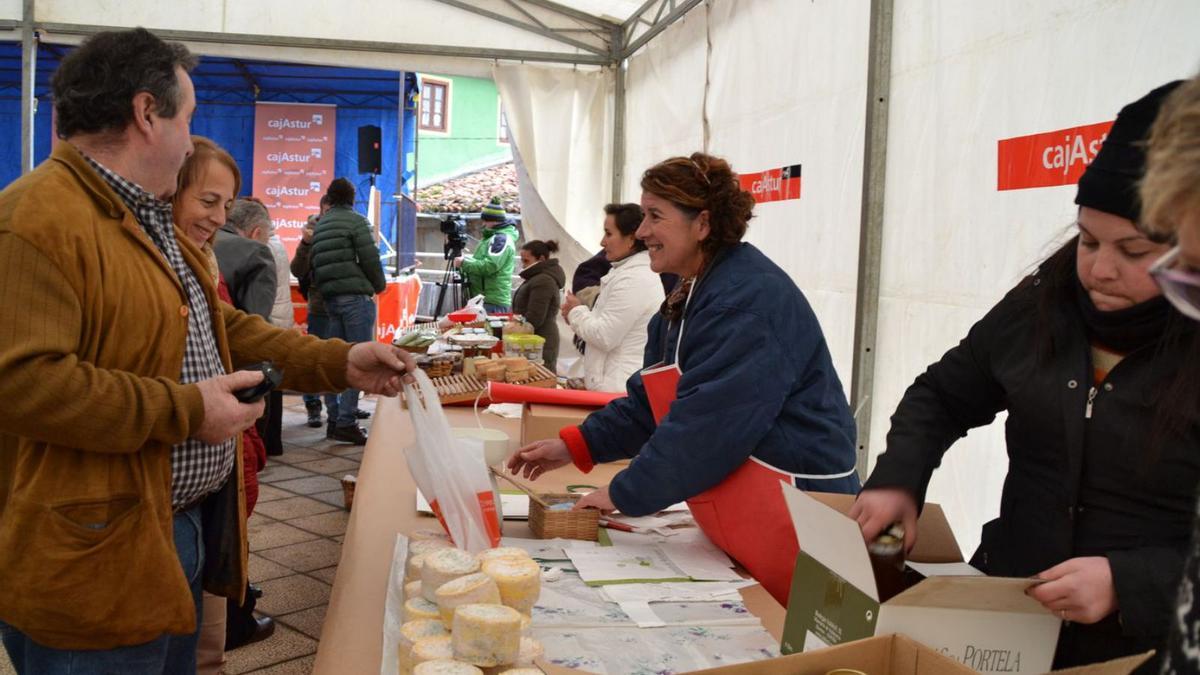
xmin=0 ymin=394 xmax=373 ymax=675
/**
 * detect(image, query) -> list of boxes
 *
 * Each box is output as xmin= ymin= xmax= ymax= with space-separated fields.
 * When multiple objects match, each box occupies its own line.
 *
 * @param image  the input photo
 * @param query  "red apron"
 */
xmin=686 ymin=459 xmax=799 ymax=606
xmin=642 ymin=362 xmax=800 ymax=607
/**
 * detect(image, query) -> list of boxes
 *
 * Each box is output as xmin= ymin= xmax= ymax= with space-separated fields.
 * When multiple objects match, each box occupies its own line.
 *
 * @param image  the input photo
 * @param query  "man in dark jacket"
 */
xmin=310 ymin=178 xmax=387 ymax=445
xmin=214 ymin=201 xmax=276 ymax=320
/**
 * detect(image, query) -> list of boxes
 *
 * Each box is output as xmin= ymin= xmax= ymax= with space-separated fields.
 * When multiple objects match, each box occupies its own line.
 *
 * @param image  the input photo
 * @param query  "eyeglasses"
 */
xmin=1149 ymin=245 xmax=1200 ymax=321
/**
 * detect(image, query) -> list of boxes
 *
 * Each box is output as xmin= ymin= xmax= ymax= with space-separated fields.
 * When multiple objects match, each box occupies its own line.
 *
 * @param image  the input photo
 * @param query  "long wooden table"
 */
xmin=312 ymin=396 xmax=785 ymax=674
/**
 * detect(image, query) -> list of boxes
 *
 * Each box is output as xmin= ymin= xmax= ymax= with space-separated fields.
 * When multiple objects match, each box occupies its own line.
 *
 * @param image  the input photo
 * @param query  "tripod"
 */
xmin=433 ymin=247 xmax=466 ymax=318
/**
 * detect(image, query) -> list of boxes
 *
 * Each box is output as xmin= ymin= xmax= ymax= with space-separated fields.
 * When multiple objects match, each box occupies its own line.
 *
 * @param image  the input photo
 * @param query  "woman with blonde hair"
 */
xmin=173 ymin=136 xmax=275 ymax=671
xmin=1138 ymin=74 xmax=1200 ymax=674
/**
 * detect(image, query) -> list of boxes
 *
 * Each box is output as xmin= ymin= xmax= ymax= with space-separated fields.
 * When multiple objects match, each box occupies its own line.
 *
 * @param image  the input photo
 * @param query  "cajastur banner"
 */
xmin=739 ymin=164 xmax=803 ymax=204
xmin=252 ymin=102 xmax=336 ymax=258
xmin=997 ymin=121 xmax=1113 ymax=191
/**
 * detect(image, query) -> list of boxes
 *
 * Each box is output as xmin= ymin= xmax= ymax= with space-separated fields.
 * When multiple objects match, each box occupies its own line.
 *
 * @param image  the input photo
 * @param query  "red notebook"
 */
xmin=641 ymin=363 xmax=682 ymax=424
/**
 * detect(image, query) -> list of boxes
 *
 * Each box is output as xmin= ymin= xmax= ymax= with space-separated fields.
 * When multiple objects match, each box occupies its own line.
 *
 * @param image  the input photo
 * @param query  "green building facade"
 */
xmin=416 ymin=73 xmax=512 ymax=186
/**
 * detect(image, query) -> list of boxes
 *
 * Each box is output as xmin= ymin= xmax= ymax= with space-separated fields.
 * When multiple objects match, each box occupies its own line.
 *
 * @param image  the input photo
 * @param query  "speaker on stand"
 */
xmin=357 ymin=125 xmax=382 ymax=185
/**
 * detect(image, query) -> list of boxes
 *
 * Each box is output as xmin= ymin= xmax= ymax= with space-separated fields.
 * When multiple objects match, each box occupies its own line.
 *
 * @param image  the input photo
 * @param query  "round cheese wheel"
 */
xmin=422 ymin=548 xmax=480 ymax=602
xmin=451 ymin=603 xmax=522 ymax=668
xmin=406 ymin=553 xmax=426 ymax=585
xmin=405 ymin=580 xmax=423 ymax=602
xmin=412 ymin=635 xmax=455 ymax=667
xmin=398 ymin=619 xmax=448 ymax=674
xmin=404 ymin=597 xmax=441 ymax=623
xmin=481 ymin=558 xmax=540 ymax=615
xmin=435 ymin=572 xmax=502 ymax=624
xmin=475 ymin=547 xmax=531 ymax=566
xmin=413 ymin=660 xmax=484 ymax=675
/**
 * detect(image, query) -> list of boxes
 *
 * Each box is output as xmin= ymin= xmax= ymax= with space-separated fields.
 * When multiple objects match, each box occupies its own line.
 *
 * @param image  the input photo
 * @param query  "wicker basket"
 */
xmin=528 ymin=493 xmax=599 ymax=541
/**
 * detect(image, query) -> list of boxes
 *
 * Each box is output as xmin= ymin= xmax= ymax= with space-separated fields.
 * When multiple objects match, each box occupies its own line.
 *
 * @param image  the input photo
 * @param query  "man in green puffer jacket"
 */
xmin=454 ymin=196 xmax=518 ymax=313
xmin=310 ymin=178 xmax=387 ymax=445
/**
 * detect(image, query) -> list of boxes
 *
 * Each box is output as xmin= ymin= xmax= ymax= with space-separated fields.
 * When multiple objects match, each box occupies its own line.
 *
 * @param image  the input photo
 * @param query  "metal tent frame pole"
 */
xmin=850 ymin=0 xmax=895 ymax=480
xmin=20 ymin=0 xmax=35 ymax=174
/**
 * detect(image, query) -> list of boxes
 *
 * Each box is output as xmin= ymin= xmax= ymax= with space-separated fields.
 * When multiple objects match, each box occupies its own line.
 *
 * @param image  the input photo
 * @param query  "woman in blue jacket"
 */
xmin=509 ymin=153 xmax=858 ymax=604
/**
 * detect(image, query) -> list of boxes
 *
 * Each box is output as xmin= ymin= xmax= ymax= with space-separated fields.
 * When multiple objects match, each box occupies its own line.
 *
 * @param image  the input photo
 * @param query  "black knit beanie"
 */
xmin=1075 ymin=80 xmax=1182 ymax=223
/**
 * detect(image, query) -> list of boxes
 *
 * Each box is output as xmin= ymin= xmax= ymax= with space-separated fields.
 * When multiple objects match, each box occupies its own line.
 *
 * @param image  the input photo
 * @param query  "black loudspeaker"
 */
xmin=357 ymin=125 xmax=382 ymax=174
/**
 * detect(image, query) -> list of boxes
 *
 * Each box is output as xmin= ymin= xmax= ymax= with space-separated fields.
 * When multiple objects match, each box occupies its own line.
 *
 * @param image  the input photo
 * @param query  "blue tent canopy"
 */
xmin=0 ymin=41 xmax=418 ymax=267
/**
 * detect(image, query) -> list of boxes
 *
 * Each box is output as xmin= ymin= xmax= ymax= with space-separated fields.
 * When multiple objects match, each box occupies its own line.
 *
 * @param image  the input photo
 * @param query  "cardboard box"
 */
xmin=520 ymin=403 xmax=594 ymax=445
xmin=780 ymin=485 xmax=1062 ymax=674
xmin=689 ymin=633 xmax=975 ymax=674
xmin=538 ymin=635 xmax=1150 ymax=674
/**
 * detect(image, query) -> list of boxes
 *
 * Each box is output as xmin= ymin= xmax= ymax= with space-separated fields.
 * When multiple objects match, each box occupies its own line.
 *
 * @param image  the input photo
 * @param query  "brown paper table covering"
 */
xmin=312 ymin=396 xmax=785 ymax=674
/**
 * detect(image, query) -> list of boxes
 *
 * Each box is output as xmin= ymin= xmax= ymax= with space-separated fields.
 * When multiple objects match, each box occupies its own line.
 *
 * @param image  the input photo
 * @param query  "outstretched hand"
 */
xmin=346 ymin=342 xmax=416 ymax=396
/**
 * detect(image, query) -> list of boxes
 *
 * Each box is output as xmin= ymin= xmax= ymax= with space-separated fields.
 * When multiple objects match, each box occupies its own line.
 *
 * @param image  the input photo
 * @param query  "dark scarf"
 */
xmin=1073 ymin=276 xmax=1170 ymax=353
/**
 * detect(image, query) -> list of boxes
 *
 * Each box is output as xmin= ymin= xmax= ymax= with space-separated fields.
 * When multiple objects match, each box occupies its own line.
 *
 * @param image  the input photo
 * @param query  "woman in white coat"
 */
xmin=562 ymin=203 xmax=665 ymax=392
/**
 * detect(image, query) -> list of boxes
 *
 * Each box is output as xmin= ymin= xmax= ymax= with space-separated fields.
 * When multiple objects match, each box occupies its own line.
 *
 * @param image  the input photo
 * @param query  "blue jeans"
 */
xmin=303 ymin=311 xmax=330 ymax=410
xmin=484 ymin=303 xmax=510 ymax=315
xmin=324 ymin=294 xmax=376 ymax=428
xmin=0 ymin=507 xmax=204 ymax=675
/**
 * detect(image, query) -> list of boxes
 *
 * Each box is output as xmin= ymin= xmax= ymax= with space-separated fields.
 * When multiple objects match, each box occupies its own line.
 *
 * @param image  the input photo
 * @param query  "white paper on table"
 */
xmin=617 ymin=601 xmax=666 ymax=628
xmin=905 ymin=561 xmax=985 ymax=577
xmin=498 ymin=536 xmax=583 ymax=561
xmin=485 ymin=403 xmax=524 ymax=419
xmin=656 ymin=536 xmax=743 ymax=582
xmin=379 ymin=534 xmax=409 ymax=675
xmin=603 ymin=514 xmax=673 ymax=530
xmin=599 ymin=580 xmax=757 ymax=604
xmin=566 ymin=543 xmax=690 ymax=584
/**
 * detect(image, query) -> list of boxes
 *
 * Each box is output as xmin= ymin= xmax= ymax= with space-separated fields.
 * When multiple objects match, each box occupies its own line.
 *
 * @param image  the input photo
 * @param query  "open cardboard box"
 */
xmin=781 ymin=485 xmax=1063 ymax=674
xmin=520 ymin=403 xmax=594 ymax=446
xmin=535 ymin=635 xmax=1150 ymax=674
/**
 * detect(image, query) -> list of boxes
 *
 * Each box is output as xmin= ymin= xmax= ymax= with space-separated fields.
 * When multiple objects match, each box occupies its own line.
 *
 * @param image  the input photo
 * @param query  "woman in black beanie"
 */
xmin=852 ymin=81 xmax=1199 ymax=672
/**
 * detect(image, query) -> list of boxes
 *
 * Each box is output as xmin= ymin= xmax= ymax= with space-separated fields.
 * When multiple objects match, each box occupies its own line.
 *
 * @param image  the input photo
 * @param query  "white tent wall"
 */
xmin=621 ymin=7 xmax=707 ymax=200
xmin=493 ymin=63 xmax=614 ymax=273
xmin=704 ymin=0 xmax=870 ymax=384
xmin=0 ymin=0 xmax=18 ymax=20
xmin=872 ymin=0 xmax=1200 ymax=555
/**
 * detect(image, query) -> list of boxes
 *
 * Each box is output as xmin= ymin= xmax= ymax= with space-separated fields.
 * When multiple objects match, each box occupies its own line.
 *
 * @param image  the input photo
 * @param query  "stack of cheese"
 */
xmin=465 ymin=356 xmax=532 ymax=383
xmin=398 ymin=544 xmax=544 ymax=675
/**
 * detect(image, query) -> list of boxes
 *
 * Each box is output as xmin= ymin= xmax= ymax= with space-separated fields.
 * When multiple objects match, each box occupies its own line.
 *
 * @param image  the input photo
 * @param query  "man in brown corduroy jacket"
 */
xmin=0 ymin=28 xmax=413 ymax=674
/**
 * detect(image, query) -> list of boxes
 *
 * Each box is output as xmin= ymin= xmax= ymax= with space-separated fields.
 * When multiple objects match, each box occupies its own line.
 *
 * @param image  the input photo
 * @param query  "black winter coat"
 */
xmin=310 ymin=206 xmax=386 ymax=299
xmin=865 ymin=274 xmax=1200 ymax=671
xmin=512 ymin=258 xmax=565 ymax=371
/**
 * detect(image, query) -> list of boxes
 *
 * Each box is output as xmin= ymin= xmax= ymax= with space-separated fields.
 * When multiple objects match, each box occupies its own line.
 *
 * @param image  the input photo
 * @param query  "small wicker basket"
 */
xmin=528 ymin=493 xmax=599 ymax=541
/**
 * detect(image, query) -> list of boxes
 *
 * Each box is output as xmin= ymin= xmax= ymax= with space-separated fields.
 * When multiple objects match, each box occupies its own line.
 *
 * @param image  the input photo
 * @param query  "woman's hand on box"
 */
xmin=507 ymin=439 xmax=572 ymax=481
xmin=848 ymin=488 xmax=919 ymax=552
xmin=1027 ymin=557 xmax=1117 ymax=624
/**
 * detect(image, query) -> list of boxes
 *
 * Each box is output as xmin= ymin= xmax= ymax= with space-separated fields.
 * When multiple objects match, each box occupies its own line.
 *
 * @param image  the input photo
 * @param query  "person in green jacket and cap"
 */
xmin=454 ymin=196 xmax=519 ymax=313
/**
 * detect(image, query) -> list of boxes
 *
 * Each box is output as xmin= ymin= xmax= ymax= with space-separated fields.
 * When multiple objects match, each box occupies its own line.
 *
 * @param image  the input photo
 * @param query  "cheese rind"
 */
xmin=475 ymin=547 xmax=532 ymax=565
xmin=451 ymin=604 xmax=522 ymax=667
xmin=435 ymin=572 xmax=502 ymax=624
xmin=406 ymin=554 xmax=426 ymax=585
xmin=422 ymin=548 xmax=480 ymax=602
xmin=412 ymin=660 xmax=484 ymax=675
xmin=411 ymin=635 xmax=454 ymax=667
xmin=398 ymin=619 xmax=448 ymax=674
xmin=481 ymin=558 xmax=541 ymax=614
xmin=514 ymin=637 xmax=543 ymax=667
xmin=404 ymin=597 xmax=441 ymax=623
xmin=405 ymin=580 xmax=423 ymax=601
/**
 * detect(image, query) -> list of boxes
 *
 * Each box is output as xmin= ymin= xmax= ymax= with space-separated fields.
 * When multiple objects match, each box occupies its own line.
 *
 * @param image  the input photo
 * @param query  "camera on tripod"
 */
xmin=441 ymin=215 xmax=469 ymax=260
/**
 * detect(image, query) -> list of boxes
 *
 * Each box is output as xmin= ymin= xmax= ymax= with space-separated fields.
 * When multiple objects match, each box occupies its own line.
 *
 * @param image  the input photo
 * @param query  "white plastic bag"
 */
xmin=403 ymin=369 xmax=501 ymax=551
xmin=463 ymin=294 xmax=488 ymax=321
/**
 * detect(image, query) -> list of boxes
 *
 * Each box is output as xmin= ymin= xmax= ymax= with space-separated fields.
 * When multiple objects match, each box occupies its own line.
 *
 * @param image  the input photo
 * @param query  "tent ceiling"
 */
xmin=0 ymin=41 xmax=402 ymax=108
